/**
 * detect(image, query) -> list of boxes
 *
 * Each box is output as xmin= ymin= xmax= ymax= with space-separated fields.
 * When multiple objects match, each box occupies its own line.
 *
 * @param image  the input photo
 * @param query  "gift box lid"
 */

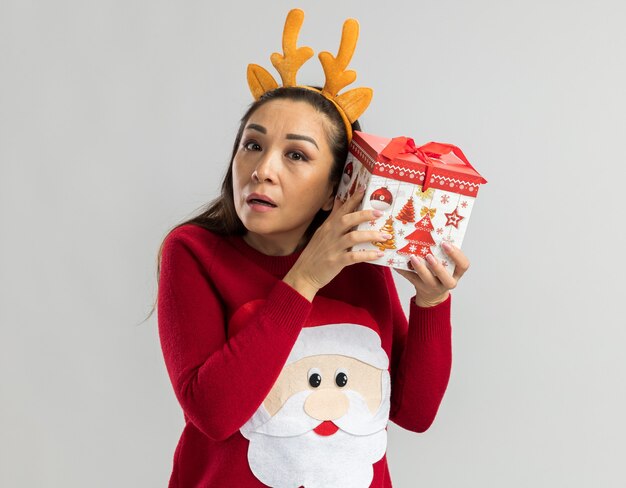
xmin=351 ymin=131 xmax=487 ymax=196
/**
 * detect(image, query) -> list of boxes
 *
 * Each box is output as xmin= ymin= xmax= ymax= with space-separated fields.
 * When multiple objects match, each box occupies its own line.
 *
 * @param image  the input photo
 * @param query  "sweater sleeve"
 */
xmin=385 ymin=267 xmax=452 ymax=433
xmin=157 ymin=234 xmax=312 ymax=441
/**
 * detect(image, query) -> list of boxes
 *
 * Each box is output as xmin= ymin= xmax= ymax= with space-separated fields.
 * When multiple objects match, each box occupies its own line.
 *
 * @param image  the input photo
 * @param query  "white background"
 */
xmin=1 ymin=0 xmax=625 ymax=486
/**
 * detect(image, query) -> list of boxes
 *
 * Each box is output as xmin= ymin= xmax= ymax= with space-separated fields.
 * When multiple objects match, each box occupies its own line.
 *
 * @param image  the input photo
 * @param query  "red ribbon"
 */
xmin=379 ymin=137 xmax=437 ymax=191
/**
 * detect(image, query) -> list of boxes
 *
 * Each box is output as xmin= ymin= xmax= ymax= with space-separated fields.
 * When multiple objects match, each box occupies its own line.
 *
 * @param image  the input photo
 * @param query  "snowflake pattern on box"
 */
xmin=337 ymin=175 xmax=476 ymax=275
xmin=335 ymin=133 xmax=485 ymax=276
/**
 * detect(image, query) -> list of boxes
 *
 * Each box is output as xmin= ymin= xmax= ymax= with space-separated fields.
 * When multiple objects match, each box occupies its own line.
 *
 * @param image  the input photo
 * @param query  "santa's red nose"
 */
xmin=313 ymin=421 xmax=339 ymax=436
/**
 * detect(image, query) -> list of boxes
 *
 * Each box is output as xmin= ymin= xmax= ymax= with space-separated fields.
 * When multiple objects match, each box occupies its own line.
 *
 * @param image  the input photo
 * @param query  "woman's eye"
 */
xmin=287 ymin=151 xmax=307 ymax=162
xmin=243 ymin=141 xmax=261 ymax=151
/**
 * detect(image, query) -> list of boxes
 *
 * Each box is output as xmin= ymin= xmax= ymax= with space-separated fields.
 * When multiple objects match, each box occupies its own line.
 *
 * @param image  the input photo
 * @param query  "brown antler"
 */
xmin=246 ymin=9 xmax=373 ymax=138
xmin=270 ymin=9 xmax=314 ymax=87
xmin=319 ymin=18 xmax=359 ymax=99
xmin=318 ymin=18 xmax=372 ymax=124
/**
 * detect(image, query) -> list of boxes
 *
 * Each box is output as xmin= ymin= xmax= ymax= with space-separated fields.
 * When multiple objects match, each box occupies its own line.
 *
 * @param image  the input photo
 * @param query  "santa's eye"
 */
xmin=335 ymin=369 xmax=348 ymax=388
xmin=308 ymin=368 xmax=322 ymax=388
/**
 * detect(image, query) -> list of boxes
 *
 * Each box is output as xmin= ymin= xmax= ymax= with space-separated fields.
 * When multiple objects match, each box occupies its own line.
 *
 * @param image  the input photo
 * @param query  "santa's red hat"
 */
xmin=229 ymin=295 xmax=389 ymax=370
xmin=287 ymin=296 xmax=389 ymax=370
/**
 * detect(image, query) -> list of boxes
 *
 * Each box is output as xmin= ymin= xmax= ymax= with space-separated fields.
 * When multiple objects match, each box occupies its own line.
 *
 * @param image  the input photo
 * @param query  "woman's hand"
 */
xmin=395 ymin=243 xmax=470 ymax=308
xmin=283 ymin=187 xmax=388 ymax=301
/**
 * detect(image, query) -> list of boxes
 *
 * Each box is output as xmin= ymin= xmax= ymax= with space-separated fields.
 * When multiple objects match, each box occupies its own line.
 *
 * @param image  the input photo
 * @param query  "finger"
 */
xmin=408 ymin=255 xmax=441 ymax=288
xmin=424 ymin=253 xmax=457 ymax=290
xmin=340 ymin=185 xmax=367 ymax=215
xmin=394 ymin=266 xmax=424 ymax=288
xmin=343 ymin=249 xmax=385 ymax=266
xmin=331 ymin=183 xmax=361 ymax=209
xmin=340 ymin=229 xmax=393 ymax=249
xmin=441 ymin=242 xmax=470 ymax=280
xmin=340 ymin=208 xmax=384 ymax=229
xmin=452 ymin=261 xmax=469 ymax=281
xmin=331 ymin=193 xmax=345 ymax=213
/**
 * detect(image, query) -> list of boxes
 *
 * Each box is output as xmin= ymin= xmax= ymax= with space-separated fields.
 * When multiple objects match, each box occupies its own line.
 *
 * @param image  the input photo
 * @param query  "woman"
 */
xmin=155 ymin=10 xmax=469 ymax=488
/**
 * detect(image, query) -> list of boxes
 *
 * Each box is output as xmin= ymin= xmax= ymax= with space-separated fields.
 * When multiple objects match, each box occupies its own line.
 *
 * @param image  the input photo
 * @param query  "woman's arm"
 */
xmin=389 ymin=243 xmax=470 ymax=431
xmin=386 ymin=267 xmax=453 ymax=432
xmin=157 ymin=235 xmax=312 ymax=441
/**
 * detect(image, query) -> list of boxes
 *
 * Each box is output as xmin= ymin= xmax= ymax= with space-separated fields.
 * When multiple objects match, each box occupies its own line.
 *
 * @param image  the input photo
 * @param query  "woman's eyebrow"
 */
xmin=245 ymin=123 xmax=267 ymax=134
xmin=245 ymin=123 xmax=319 ymax=150
xmin=286 ymin=133 xmax=319 ymax=149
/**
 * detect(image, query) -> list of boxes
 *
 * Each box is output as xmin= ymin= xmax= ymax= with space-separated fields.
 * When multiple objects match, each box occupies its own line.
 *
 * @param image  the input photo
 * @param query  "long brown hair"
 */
xmin=141 ymin=87 xmax=361 ymax=324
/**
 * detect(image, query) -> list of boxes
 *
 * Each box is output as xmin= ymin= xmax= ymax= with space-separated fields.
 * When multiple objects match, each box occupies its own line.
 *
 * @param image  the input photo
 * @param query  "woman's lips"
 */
xmin=247 ymin=193 xmax=276 ymax=206
xmin=313 ymin=421 xmax=339 ymax=436
xmin=246 ymin=193 xmax=277 ymax=212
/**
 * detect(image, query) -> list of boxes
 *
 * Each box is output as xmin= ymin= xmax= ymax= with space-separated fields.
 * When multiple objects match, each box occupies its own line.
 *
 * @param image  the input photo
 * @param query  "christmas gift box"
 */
xmin=336 ymin=131 xmax=487 ymax=275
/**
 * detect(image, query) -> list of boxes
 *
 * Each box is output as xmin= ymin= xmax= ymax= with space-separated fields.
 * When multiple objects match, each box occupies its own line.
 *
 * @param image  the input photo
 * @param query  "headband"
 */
xmin=247 ymin=8 xmax=373 ymax=142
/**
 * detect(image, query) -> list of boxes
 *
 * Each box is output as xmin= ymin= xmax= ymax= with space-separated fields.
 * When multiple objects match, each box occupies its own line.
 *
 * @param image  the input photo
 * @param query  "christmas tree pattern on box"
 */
xmin=336 ymin=131 xmax=486 ymax=275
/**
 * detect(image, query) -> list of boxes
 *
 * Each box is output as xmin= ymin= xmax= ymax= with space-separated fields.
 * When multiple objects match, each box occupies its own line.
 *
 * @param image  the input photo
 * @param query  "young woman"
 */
xmin=154 ymin=8 xmax=471 ymax=486
xmin=155 ymin=86 xmax=469 ymax=487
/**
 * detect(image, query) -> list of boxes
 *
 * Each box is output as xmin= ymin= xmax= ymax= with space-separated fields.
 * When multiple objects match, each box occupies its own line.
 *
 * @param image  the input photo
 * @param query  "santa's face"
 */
xmin=240 ymin=353 xmax=390 ymax=488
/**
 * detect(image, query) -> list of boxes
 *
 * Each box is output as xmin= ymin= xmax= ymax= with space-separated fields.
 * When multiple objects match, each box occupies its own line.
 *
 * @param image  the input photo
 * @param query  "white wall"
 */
xmin=1 ymin=0 xmax=625 ymax=486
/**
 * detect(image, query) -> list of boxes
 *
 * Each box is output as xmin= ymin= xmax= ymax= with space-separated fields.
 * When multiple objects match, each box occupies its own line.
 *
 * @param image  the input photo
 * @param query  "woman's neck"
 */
xmin=242 ymin=232 xmax=307 ymax=256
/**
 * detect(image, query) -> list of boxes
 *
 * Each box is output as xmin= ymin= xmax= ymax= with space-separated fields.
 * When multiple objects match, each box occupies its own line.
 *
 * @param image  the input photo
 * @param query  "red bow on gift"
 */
xmin=379 ymin=137 xmax=438 ymax=191
xmin=379 ymin=136 xmax=483 ymax=191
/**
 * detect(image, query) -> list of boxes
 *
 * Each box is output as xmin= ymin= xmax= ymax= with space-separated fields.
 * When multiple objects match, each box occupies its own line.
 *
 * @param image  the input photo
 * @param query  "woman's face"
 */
xmin=232 ymin=99 xmax=337 ymax=254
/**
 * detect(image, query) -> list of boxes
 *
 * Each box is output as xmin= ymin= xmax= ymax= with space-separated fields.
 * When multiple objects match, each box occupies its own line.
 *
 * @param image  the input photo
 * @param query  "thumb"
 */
xmin=394 ymin=267 xmax=422 ymax=287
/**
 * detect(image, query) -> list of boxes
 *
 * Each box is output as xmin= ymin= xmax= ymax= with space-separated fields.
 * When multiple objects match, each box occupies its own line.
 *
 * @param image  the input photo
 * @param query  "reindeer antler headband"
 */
xmin=247 ymin=9 xmax=373 ymax=142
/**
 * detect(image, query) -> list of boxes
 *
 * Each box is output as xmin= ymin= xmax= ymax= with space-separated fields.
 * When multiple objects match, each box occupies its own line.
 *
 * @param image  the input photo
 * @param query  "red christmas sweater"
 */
xmin=158 ymin=223 xmax=452 ymax=487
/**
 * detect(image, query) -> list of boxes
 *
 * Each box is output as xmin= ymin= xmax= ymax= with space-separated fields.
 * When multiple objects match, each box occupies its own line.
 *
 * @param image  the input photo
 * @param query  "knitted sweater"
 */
xmin=157 ymin=223 xmax=452 ymax=487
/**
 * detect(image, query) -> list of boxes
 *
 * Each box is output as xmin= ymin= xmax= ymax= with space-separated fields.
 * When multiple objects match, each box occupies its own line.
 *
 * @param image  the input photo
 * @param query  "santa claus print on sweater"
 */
xmin=158 ymin=227 xmax=452 ymax=487
xmin=238 ymin=300 xmax=390 ymax=488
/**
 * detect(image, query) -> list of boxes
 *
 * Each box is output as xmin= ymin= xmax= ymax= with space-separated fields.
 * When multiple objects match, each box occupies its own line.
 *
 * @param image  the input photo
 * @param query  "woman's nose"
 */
xmin=251 ymin=151 xmax=277 ymax=183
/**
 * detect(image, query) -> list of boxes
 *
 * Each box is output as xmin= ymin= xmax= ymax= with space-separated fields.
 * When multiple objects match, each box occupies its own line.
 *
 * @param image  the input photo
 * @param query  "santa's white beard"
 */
xmin=240 ymin=388 xmax=390 ymax=488
xmin=246 ymin=427 xmax=386 ymax=488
